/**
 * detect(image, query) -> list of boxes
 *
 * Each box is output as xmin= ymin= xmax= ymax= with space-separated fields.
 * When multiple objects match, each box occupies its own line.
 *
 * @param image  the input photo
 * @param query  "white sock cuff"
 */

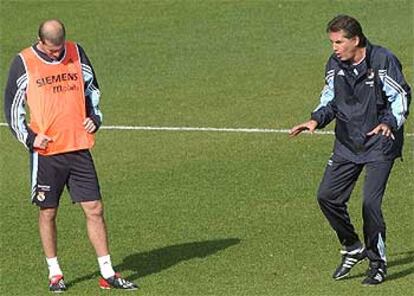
xmin=98 ymin=254 xmax=111 ymax=265
xmin=46 ymin=256 xmax=59 ymax=267
xmin=98 ymin=254 xmax=116 ymax=279
xmin=46 ymin=257 xmax=63 ymax=278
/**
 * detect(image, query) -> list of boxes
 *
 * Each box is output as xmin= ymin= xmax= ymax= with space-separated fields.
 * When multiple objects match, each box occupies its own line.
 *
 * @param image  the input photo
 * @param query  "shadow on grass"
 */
xmin=387 ymin=251 xmax=414 ymax=281
xmin=66 ymin=238 xmax=241 ymax=288
xmin=344 ymin=250 xmax=414 ymax=281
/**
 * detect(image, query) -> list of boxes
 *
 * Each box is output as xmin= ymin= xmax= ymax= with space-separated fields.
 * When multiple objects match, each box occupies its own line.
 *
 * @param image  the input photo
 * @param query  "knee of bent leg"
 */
xmin=83 ymin=200 xmax=104 ymax=218
xmin=317 ymin=187 xmax=334 ymax=204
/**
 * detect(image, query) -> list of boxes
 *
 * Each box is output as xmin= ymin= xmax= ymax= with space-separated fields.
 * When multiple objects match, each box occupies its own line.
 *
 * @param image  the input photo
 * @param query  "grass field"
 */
xmin=0 ymin=0 xmax=413 ymax=295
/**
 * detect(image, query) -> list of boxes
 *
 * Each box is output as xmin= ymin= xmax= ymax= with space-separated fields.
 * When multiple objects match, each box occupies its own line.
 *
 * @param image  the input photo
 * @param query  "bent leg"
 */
xmin=317 ymin=155 xmax=364 ymax=249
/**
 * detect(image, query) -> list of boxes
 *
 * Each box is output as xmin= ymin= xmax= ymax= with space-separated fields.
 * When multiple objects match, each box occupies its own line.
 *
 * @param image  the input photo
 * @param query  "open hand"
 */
xmin=367 ymin=123 xmax=395 ymax=140
xmin=289 ymin=120 xmax=318 ymax=137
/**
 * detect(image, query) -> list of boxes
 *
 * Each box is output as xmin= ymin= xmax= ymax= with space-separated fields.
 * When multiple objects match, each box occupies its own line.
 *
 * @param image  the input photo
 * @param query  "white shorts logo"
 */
xmin=37 ymin=192 xmax=46 ymax=202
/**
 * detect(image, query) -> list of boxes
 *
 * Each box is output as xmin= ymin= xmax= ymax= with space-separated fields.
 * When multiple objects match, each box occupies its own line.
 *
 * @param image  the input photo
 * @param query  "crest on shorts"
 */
xmin=37 ymin=192 xmax=46 ymax=202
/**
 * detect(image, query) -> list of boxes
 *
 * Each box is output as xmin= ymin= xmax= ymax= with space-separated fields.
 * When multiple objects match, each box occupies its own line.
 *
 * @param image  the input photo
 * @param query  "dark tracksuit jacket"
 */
xmin=311 ymin=41 xmax=411 ymax=262
xmin=311 ymin=41 xmax=411 ymax=162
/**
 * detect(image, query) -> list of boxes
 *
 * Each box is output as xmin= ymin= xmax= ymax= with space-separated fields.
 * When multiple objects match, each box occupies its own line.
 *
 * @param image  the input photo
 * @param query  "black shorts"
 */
xmin=30 ymin=149 xmax=101 ymax=208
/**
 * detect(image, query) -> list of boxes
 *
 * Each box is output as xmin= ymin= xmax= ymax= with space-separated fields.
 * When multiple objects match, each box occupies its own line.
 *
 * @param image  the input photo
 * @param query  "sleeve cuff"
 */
xmin=89 ymin=114 xmax=102 ymax=133
xmin=26 ymin=129 xmax=37 ymax=151
xmin=379 ymin=116 xmax=398 ymax=131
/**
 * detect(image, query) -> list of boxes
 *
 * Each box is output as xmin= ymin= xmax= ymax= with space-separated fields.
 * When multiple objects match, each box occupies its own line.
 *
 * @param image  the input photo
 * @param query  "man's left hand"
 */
xmin=367 ymin=123 xmax=395 ymax=140
xmin=83 ymin=117 xmax=97 ymax=133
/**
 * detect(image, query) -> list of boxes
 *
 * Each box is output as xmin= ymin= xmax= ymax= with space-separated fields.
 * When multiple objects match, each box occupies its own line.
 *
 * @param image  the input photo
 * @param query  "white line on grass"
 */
xmin=0 ymin=122 xmax=413 ymax=136
xmin=101 ymin=125 xmax=301 ymax=134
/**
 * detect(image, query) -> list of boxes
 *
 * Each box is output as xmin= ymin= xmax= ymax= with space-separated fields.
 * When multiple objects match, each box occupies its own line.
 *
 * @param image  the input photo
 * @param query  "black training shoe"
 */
xmin=362 ymin=261 xmax=387 ymax=286
xmin=99 ymin=272 xmax=138 ymax=290
xmin=332 ymin=247 xmax=367 ymax=280
xmin=49 ymin=275 xmax=66 ymax=293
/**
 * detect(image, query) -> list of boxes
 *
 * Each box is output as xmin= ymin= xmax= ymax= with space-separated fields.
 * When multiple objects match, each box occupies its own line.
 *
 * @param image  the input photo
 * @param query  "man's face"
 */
xmin=38 ymin=39 xmax=65 ymax=60
xmin=328 ymin=30 xmax=359 ymax=62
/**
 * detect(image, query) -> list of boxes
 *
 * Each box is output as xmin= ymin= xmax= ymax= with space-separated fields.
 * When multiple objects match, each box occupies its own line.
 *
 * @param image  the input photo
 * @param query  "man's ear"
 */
xmin=353 ymin=36 xmax=360 ymax=47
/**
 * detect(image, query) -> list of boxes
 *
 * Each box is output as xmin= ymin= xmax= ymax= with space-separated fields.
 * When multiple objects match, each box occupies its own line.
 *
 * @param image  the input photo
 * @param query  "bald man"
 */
xmin=4 ymin=19 xmax=138 ymax=292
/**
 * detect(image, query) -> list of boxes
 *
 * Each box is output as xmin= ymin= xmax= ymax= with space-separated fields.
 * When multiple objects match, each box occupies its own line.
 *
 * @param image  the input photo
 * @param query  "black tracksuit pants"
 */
xmin=317 ymin=154 xmax=394 ymax=263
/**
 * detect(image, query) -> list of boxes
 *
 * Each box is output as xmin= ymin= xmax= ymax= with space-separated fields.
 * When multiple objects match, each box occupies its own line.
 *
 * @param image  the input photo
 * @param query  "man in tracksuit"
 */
xmin=290 ymin=15 xmax=411 ymax=285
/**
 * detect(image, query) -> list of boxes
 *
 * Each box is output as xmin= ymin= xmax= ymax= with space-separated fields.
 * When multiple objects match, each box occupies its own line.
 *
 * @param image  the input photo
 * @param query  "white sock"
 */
xmin=46 ymin=257 xmax=63 ymax=278
xmin=98 ymin=254 xmax=116 ymax=279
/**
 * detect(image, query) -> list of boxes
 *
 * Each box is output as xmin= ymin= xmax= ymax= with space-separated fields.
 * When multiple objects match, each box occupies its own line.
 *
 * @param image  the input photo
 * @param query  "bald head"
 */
xmin=38 ymin=19 xmax=66 ymax=46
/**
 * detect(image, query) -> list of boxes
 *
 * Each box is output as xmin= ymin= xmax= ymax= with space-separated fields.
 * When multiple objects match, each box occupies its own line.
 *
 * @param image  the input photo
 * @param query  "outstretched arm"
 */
xmin=290 ymin=61 xmax=336 ymax=138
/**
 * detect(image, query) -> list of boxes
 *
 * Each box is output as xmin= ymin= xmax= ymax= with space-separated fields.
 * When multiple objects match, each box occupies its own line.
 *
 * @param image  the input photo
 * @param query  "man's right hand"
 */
xmin=289 ymin=120 xmax=318 ymax=137
xmin=33 ymin=134 xmax=53 ymax=149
